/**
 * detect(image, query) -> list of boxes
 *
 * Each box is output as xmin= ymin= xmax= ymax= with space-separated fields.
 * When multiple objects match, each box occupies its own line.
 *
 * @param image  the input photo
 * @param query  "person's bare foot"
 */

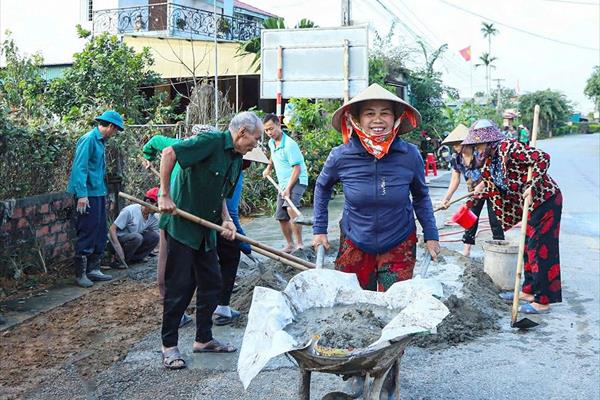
xmin=462 ymin=244 xmax=472 ymax=257
xmin=282 ymin=243 xmax=295 ymax=253
xmin=529 ymin=302 xmax=550 ymax=312
xmin=519 ymin=292 xmax=535 ymax=302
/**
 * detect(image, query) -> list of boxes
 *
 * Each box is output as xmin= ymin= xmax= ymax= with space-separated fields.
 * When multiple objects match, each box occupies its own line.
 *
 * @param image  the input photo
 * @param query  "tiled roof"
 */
xmin=234 ymin=0 xmax=278 ymax=18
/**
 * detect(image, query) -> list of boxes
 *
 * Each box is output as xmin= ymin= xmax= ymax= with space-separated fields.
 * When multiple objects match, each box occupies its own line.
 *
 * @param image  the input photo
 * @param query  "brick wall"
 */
xmin=0 ymin=192 xmax=76 ymax=265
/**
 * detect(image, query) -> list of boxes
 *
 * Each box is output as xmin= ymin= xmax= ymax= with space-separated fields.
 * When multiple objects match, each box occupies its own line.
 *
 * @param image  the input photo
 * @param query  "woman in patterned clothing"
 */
xmin=439 ymin=123 xmax=505 ymax=256
xmin=463 ymin=119 xmax=562 ymax=314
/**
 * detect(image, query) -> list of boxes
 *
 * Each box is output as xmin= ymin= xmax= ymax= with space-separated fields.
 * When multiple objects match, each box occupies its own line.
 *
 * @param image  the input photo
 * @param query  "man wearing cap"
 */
xmin=108 ymin=187 xmax=160 ymax=264
xmin=67 ymin=110 xmax=124 ymax=287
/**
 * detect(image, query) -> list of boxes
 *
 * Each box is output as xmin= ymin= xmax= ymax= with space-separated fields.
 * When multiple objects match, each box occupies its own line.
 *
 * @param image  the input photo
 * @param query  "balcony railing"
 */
xmin=92 ymin=3 xmax=261 ymax=42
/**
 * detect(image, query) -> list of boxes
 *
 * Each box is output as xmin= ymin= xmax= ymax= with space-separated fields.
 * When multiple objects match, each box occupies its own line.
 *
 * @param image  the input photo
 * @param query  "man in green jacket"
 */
xmin=67 ymin=110 xmax=124 ymax=288
xmin=158 ymin=112 xmax=262 ymax=370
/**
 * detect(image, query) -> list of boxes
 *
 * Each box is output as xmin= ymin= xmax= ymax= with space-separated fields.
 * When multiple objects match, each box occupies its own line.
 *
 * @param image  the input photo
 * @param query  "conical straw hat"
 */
xmin=331 ymin=83 xmax=421 ymax=134
xmin=442 ymin=123 xmax=469 ymax=144
xmin=243 ymin=146 xmax=269 ymax=164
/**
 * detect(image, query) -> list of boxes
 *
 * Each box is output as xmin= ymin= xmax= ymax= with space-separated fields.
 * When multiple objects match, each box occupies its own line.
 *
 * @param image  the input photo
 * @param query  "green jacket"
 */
xmin=159 ymin=131 xmax=242 ymax=251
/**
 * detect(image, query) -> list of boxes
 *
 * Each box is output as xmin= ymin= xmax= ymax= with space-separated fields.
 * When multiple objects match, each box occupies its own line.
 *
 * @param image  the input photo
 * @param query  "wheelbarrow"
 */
xmin=286 ymin=245 xmax=419 ymax=399
xmin=288 ymin=333 xmax=414 ymax=400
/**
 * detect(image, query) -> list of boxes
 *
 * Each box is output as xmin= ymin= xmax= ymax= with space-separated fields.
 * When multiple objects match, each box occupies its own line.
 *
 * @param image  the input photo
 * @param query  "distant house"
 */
xmin=0 ymin=0 xmax=275 ymax=112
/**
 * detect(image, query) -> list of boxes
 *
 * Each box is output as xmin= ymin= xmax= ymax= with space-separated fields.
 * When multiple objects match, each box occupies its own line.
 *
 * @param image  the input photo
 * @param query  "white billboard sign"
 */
xmin=260 ymin=26 xmax=369 ymax=100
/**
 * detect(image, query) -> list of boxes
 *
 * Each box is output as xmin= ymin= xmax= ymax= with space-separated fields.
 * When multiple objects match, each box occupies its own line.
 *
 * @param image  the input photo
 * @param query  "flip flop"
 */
xmin=193 ymin=339 xmax=237 ymax=353
xmin=162 ymin=347 xmax=186 ymax=370
xmin=213 ymin=310 xmax=241 ymax=326
xmin=520 ymin=303 xmax=550 ymax=314
xmin=499 ymin=292 xmax=530 ymax=303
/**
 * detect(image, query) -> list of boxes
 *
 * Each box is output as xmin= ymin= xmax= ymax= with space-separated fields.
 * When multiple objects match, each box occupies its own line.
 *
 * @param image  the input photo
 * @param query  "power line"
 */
xmin=372 ymin=0 xmax=474 ymax=84
xmin=436 ymin=0 xmax=600 ymax=51
xmin=538 ymin=0 xmax=599 ymax=5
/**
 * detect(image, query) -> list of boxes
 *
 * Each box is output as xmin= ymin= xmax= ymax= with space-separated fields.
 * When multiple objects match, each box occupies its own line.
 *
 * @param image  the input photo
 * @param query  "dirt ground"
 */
xmin=0 ymin=277 xmax=162 ymax=399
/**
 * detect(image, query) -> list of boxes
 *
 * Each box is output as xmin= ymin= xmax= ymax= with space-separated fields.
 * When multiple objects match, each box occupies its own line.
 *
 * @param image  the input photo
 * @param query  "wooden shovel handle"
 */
xmin=511 ymin=104 xmax=540 ymax=325
xmin=433 ymin=192 xmax=475 ymax=213
xmin=118 ymin=192 xmax=315 ymax=270
xmin=265 ymin=175 xmax=303 ymax=217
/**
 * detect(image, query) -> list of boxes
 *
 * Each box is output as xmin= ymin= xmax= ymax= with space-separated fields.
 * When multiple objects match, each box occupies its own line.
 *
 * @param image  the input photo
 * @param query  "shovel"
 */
xmin=510 ymin=105 xmax=541 ymax=330
xmin=433 ymin=192 xmax=474 ymax=213
xmin=118 ymin=192 xmax=315 ymax=272
xmin=265 ymin=175 xmax=313 ymax=226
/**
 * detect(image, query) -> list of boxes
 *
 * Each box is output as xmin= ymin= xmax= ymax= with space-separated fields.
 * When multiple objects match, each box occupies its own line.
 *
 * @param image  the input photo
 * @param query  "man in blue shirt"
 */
xmin=67 ymin=110 xmax=124 ymax=287
xmin=261 ymin=114 xmax=309 ymax=253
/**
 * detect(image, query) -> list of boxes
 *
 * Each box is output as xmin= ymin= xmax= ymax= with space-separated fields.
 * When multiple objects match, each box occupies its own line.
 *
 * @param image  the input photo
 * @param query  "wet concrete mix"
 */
xmin=233 ymin=246 xmax=508 ymax=349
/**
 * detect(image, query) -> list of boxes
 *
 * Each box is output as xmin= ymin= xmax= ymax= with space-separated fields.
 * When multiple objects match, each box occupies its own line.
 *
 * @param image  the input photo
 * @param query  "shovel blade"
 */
xmin=511 ymin=318 xmax=539 ymax=329
xmin=293 ymin=216 xmax=313 ymax=226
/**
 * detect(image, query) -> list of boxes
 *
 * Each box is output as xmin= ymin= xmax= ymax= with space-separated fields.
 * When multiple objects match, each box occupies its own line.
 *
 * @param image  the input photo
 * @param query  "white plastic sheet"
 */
xmin=237 ymin=269 xmax=448 ymax=389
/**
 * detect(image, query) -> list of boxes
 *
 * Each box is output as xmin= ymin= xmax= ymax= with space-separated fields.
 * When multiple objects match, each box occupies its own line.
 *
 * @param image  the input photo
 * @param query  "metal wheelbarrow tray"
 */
xmin=289 ymin=334 xmax=418 ymax=399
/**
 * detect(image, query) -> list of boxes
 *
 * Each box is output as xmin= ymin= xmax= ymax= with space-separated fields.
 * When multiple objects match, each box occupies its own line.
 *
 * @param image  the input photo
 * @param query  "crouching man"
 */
xmin=109 ymin=187 xmax=160 ymax=266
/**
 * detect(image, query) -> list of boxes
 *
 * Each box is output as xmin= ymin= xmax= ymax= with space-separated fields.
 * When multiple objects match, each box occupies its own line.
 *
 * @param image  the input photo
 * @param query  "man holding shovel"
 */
xmin=262 ymin=113 xmax=309 ymax=253
xmin=158 ymin=112 xmax=262 ymax=370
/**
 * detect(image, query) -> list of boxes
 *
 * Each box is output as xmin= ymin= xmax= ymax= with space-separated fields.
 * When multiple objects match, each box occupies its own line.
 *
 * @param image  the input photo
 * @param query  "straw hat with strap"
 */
xmin=331 ymin=83 xmax=422 ymax=142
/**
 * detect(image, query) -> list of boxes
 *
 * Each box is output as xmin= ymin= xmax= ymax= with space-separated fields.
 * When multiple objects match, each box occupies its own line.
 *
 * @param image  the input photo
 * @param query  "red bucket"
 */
xmin=451 ymin=205 xmax=478 ymax=229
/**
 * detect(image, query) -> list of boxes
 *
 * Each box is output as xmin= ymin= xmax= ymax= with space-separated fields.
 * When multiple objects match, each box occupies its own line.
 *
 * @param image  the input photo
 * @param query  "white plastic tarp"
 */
xmin=237 ymin=269 xmax=449 ymax=389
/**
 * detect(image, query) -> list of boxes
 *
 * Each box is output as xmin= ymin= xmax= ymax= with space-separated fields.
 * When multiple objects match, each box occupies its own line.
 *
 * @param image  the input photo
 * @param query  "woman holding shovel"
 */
xmin=439 ymin=123 xmax=505 ymax=256
xmin=464 ymin=119 xmax=562 ymax=314
xmin=312 ymin=83 xmax=440 ymax=292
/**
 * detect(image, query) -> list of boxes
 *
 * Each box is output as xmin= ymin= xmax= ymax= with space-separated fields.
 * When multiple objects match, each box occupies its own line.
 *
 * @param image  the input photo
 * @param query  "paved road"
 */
xmin=23 ymin=134 xmax=600 ymax=400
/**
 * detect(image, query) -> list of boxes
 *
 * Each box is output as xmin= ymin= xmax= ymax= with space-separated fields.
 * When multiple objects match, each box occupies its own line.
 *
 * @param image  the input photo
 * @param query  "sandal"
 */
xmin=213 ymin=309 xmax=241 ymax=326
xmin=520 ymin=303 xmax=550 ymax=314
xmin=162 ymin=347 xmax=186 ymax=370
xmin=193 ymin=339 xmax=237 ymax=353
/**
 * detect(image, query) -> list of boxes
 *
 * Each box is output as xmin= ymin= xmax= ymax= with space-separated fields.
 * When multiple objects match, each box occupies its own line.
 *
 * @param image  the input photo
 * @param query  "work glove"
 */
xmin=76 ymin=197 xmax=89 ymax=214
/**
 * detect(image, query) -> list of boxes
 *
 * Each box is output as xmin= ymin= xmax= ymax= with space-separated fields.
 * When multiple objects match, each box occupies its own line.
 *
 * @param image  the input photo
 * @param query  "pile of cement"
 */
xmin=412 ymin=252 xmax=507 ymax=348
xmin=284 ymin=305 xmax=396 ymax=350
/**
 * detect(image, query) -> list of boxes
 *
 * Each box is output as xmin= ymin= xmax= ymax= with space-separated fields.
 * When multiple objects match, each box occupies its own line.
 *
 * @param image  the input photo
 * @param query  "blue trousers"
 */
xmin=226 ymin=171 xmax=251 ymax=255
xmin=74 ymin=196 xmax=107 ymax=257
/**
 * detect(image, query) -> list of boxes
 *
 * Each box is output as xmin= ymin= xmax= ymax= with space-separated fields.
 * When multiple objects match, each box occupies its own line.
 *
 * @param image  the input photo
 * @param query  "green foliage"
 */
xmin=286 ymin=98 xmax=343 ymax=205
xmin=0 ymin=32 xmax=47 ymax=119
xmin=518 ymin=89 xmax=573 ymax=136
xmin=584 ymin=66 xmax=600 ymax=110
xmin=490 ymin=86 xmax=518 ymax=110
xmin=588 ymin=123 xmax=600 ymax=133
xmin=443 ymin=100 xmax=501 ymax=130
xmin=46 ymin=28 xmax=165 ymax=124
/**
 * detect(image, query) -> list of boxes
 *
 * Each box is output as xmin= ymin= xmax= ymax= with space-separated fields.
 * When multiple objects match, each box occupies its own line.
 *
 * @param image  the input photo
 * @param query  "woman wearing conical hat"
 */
xmin=312 ymin=83 xmax=440 ymax=291
xmin=465 ymin=119 xmax=562 ymax=314
xmin=439 ymin=123 xmax=505 ymax=257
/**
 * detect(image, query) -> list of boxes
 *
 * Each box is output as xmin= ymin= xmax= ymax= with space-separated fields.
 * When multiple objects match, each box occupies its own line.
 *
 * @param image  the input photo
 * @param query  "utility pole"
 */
xmin=492 ymin=78 xmax=505 ymax=112
xmin=341 ymin=0 xmax=351 ymax=26
xmin=213 ymin=0 xmax=219 ymax=126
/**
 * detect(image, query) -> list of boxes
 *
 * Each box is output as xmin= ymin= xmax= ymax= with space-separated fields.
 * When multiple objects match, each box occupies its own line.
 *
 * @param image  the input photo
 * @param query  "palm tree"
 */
xmin=475 ymin=52 xmax=498 ymax=97
xmin=481 ymin=22 xmax=499 ymax=55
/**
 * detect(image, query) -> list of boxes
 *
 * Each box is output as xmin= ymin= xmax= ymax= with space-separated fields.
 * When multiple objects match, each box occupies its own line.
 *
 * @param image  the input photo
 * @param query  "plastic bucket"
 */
xmin=482 ymin=240 xmax=518 ymax=290
xmin=451 ymin=205 xmax=478 ymax=229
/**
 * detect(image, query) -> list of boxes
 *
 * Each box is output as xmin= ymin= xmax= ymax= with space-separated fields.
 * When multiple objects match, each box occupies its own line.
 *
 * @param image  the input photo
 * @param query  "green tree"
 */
xmin=584 ymin=66 xmax=600 ymax=111
xmin=475 ymin=52 xmax=498 ymax=96
xmin=518 ymin=89 xmax=572 ymax=137
xmin=0 ymin=33 xmax=47 ymax=119
xmin=481 ymin=22 xmax=499 ymax=55
xmin=46 ymin=26 xmax=164 ymax=124
xmin=444 ymin=100 xmax=501 ymax=129
xmin=490 ymin=86 xmax=518 ymax=111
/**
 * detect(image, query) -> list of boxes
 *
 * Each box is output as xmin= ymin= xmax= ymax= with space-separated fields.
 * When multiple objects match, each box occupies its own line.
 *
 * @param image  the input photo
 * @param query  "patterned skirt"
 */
xmin=522 ymin=192 xmax=563 ymax=305
xmin=335 ymin=231 xmax=417 ymax=292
